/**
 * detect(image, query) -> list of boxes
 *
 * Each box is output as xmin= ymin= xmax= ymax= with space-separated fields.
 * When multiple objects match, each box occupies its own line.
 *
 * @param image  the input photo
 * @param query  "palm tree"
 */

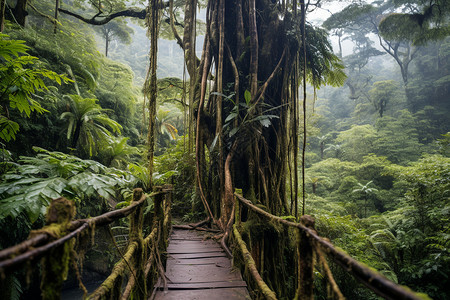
xmin=60 ymin=95 xmax=122 ymax=157
xmin=155 ymin=107 xmax=180 ymax=149
xmin=324 ymin=143 xmax=343 ymax=159
xmin=352 ymin=180 xmax=378 ymax=217
xmin=317 ymin=135 xmax=329 ymax=159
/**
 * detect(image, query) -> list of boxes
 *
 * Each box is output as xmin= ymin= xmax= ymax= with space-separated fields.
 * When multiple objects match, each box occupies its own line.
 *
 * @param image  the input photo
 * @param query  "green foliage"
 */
xmin=352 ymin=180 xmax=379 ymax=218
xmin=154 ymin=138 xmax=197 ymax=217
xmin=379 ymin=0 xmax=450 ymax=45
xmin=60 ymin=95 xmax=122 ymax=157
xmin=215 ymin=90 xmax=280 ymax=144
xmin=0 ymin=147 xmax=135 ymax=224
xmin=99 ymin=136 xmax=139 ymax=168
xmin=313 ymin=210 xmax=397 ymax=298
xmin=0 ymin=34 xmax=70 ymax=142
xmin=155 ymin=105 xmax=181 ymax=152
xmin=436 ymin=132 xmax=450 ymax=156
xmin=94 ymin=58 xmax=142 ymax=146
xmin=368 ymin=80 xmax=402 ymax=117
xmin=6 ymin=25 xmax=101 ymax=93
xmin=335 ymin=124 xmax=378 ymax=162
xmin=374 ymin=110 xmax=422 ymax=164
xmin=304 ymin=26 xmax=347 ymax=88
xmin=306 ymin=158 xmax=358 ymax=195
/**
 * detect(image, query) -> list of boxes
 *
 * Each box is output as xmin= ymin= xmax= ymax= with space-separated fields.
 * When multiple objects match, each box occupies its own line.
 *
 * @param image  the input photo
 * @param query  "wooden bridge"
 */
xmin=0 ymin=186 xmax=427 ymax=299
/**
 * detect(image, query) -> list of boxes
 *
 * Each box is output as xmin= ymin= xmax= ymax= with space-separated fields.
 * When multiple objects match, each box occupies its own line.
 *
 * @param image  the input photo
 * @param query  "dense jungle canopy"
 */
xmin=0 ymin=0 xmax=449 ymax=299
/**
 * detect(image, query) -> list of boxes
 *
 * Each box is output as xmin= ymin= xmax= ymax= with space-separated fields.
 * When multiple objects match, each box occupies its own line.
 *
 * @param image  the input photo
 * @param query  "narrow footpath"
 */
xmin=153 ymin=229 xmax=251 ymax=299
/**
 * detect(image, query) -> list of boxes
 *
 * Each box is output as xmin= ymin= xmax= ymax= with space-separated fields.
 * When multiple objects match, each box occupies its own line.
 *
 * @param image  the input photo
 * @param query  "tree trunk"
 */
xmin=54 ymin=0 xmax=59 ymax=34
xmin=105 ymin=35 xmax=110 ymax=57
xmin=193 ymin=0 xmax=298 ymax=296
xmin=145 ymin=0 xmax=161 ymax=192
xmin=0 ymin=0 xmax=6 ymax=32
xmin=13 ymin=0 xmax=28 ymax=27
xmin=71 ymin=122 xmax=82 ymax=149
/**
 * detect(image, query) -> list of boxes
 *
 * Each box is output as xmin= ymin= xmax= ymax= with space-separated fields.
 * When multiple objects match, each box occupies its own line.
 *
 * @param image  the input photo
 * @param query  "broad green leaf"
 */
xmin=244 ymin=90 xmax=251 ymax=106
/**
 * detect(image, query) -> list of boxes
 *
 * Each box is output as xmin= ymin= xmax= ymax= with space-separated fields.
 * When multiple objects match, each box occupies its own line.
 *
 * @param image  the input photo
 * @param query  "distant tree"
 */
xmin=352 ymin=180 xmax=378 ymax=217
xmin=324 ymin=0 xmax=450 ymax=94
xmin=369 ymin=80 xmax=401 ymax=118
xmin=335 ymin=124 xmax=378 ymax=162
xmin=323 ymin=3 xmax=417 ymax=86
xmin=323 ymin=8 xmax=385 ymax=102
xmin=378 ymin=0 xmax=450 ymax=46
xmin=324 ymin=143 xmax=344 ymax=160
xmin=97 ymin=20 xmax=133 ymax=56
xmin=316 ymin=134 xmax=329 ymax=159
xmin=406 ymin=39 xmax=450 ymax=135
xmin=374 ymin=110 xmax=422 ymax=164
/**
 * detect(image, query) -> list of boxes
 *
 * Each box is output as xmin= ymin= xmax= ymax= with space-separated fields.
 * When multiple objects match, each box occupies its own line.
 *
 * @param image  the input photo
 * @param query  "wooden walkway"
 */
xmin=153 ymin=229 xmax=251 ymax=299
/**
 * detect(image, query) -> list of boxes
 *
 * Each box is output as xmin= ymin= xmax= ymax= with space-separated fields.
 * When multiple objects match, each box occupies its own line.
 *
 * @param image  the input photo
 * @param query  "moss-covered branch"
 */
xmin=88 ymin=242 xmax=138 ymax=300
xmin=233 ymin=224 xmax=277 ymax=300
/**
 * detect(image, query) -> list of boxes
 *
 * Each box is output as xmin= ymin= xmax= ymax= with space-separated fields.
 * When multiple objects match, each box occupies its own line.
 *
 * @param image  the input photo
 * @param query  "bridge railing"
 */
xmin=0 ymin=185 xmax=172 ymax=300
xmin=233 ymin=192 xmax=426 ymax=300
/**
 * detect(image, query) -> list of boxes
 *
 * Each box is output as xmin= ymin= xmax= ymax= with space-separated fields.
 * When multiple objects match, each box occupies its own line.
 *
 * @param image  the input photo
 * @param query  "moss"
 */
xmin=34 ymin=197 xmax=76 ymax=300
xmin=238 ymin=214 xmax=296 ymax=298
xmin=45 ymin=197 xmax=76 ymax=225
xmin=41 ymin=240 xmax=73 ymax=300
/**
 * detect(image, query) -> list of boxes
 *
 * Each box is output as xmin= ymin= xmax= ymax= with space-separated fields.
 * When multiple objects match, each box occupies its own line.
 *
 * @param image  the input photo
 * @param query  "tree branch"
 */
xmin=169 ymin=0 xmax=184 ymax=49
xmin=58 ymin=8 xmax=146 ymax=25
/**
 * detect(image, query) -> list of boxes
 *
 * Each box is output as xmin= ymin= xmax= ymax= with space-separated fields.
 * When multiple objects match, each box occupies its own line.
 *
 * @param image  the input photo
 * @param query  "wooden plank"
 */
xmin=170 ymin=230 xmax=207 ymax=237
xmin=165 ymin=264 xmax=243 ymax=283
xmin=167 ymin=248 xmax=224 ymax=254
xmin=154 ymin=228 xmax=250 ymax=299
xmin=167 ymin=243 xmax=221 ymax=249
xmin=168 ymin=240 xmax=219 ymax=246
xmin=170 ymin=237 xmax=203 ymax=241
xmin=153 ymin=287 xmax=251 ymax=300
xmin=156 ymin=280 xmax=248 ymax=289
xmin=166 ymin=259 xmax=230 ymax=271
xmin=166 ymin=256 xmax=231 ymax=267
xmin=168 ymin=252 xmax=227 ymax=259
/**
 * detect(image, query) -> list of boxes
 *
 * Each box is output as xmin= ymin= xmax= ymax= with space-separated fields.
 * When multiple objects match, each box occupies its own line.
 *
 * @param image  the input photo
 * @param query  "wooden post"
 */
xmin=295 ymin=215 xmax=315 ymax=300
xmin=39 ymin=197 xmax=76 ymax=300
xmin=129 ymin=188 xmax=146 ymax=299
xmin=130 ymin=188 xmax=144 ymax=239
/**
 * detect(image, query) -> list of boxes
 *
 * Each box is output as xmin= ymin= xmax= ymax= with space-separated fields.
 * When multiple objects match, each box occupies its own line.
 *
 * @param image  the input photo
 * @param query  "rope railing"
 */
xmin=0 ymin=185 xmax=172 ymax=300
xmin=233 ymin=192 xmax=425 ymax=300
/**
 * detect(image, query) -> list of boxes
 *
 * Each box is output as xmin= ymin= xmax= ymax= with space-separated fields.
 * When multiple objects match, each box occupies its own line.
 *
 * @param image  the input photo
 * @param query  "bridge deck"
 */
xmin=153 ymin=229 xmax=251 ymax=299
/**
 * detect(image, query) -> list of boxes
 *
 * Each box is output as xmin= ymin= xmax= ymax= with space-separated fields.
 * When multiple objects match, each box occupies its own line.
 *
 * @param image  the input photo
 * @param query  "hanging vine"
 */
xmin=144 ymin=0 xmax=162 ymax=190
